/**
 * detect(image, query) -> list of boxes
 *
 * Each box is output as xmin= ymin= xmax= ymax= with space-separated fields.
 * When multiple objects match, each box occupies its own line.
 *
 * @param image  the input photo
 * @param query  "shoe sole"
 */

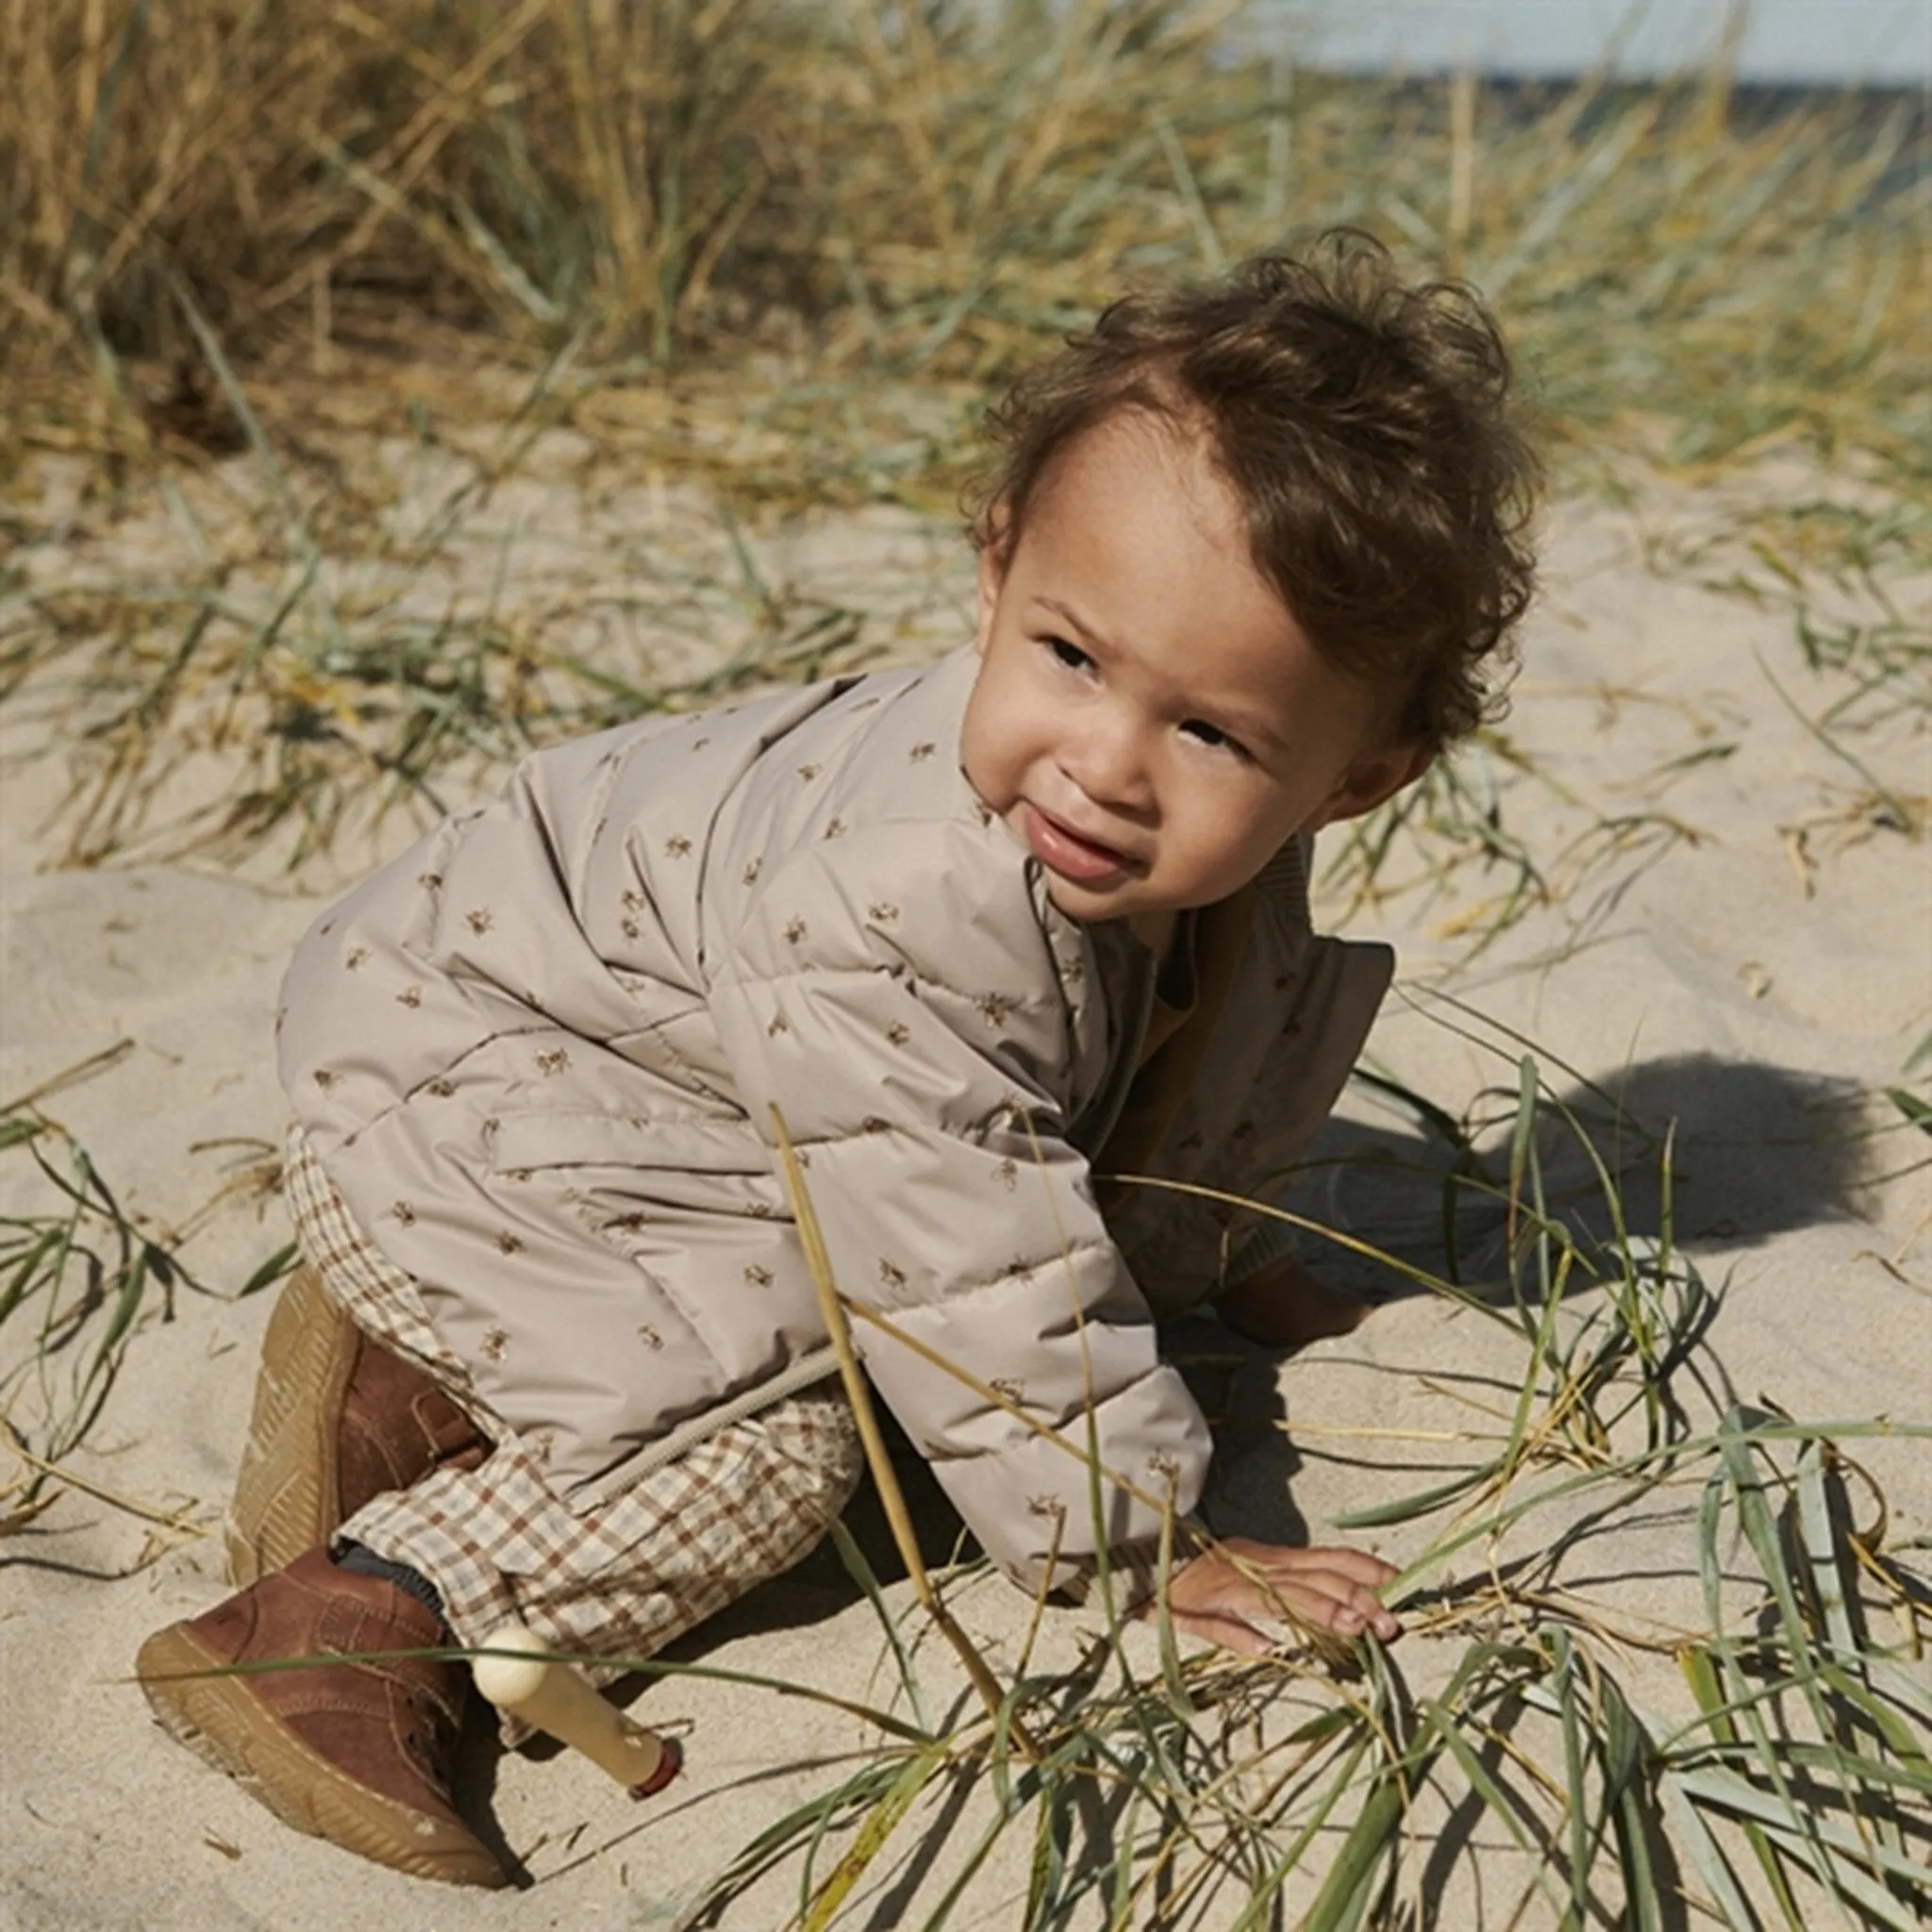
xmin=137 ymin=1619 xmax=506 ymax=1888
xmin=225 ymin=1265 xmax=356 ymax=1588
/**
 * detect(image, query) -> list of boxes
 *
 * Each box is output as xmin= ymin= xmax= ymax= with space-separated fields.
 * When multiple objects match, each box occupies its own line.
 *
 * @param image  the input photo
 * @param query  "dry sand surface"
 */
xmin=2 ymin=431 xmax=1926 ymax=1928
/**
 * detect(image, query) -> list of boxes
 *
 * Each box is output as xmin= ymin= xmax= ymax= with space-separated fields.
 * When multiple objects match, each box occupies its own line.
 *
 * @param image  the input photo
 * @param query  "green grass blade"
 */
xmin=1152 ymin=1487 xmax=1194 ymax=1721
xmin=1422 ymin=1697 xmax=1569 ymax=1923
xmin=1224 ymin=1731 xmax=1376 ymax=1932
xmin=1677 ymin=1644 xmax=1807 ymax=1931
xmin=1600 ymin=1672 xmax=1665 ymax=1932
xmin=1546 ymin=1627 xmax=1595 ymax=1930
xmin=1023 ymin=1761 xmax=1075 ymax=1929
xmin=1673 ymin=1766 xmax=1929 ymax=1928
xmin=236 ymin=1242 xmax=299 ymax=1300
xmin=1332 ymin=1461 xmax=1499 ymax=1531
xmin=827 ymin=1515 xmax=933 ymax=1735
xmin=1657 ymin=1767 xmax=1766 ymax=1932
xmin=1300 ymin=1768 xmax=1407 ymax=1932
xmin=800 ymin=1743 xmax=949 ymax=1932
xmin=1817 ymin=1667 xmax=1932 ymax=1771
xmin=0 ymin=1226 xmax=62 ymax=1326
xmin=917 ymin=1761 xmax=1051 ymax=1932
xmin=692 ymin=1755 xmax=918 ymax=1922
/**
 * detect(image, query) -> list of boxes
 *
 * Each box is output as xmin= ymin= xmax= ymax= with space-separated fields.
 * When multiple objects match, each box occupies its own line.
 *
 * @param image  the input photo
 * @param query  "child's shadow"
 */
xmin=630 ymin=1057 xmax=1881 ymax=1657
xmin=1168 ymin=1314 xmax=1314 ymax=1547
xmin=1295 ymin=1051 xmax=1883 ymax=1303
xmin=1183 ymin=1054 xmax=1890 ymax=1550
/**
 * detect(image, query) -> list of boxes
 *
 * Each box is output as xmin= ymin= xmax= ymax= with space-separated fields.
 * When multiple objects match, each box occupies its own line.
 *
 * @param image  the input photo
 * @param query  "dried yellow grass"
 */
xmin=4 ymin=1 xmax=1924 ymax=484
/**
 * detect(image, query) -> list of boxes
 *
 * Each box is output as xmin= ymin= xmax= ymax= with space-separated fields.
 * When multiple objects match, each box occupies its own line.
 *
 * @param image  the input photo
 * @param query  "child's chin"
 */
xmin=1041 ymin=875 xmax=1134 ymax=924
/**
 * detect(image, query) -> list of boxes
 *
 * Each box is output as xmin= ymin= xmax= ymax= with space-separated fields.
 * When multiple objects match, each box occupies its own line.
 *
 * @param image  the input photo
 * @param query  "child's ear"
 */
xmin=973 ymin=541 xmax=1007 ymax=657
xmin=973 ymin=505 xmax=1012 ymax=657
xmin=1307 ymin=741 xmax=1433 ymax=831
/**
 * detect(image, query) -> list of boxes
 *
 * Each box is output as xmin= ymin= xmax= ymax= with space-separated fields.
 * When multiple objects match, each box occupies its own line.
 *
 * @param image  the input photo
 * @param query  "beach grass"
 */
xmin=631 ymin=1056 xmax=1929 ymax=1925
xmin=102 ymin=1041 xmax=1929 ymax=1920
xmin=6 ymin=3 xmax=1924 ymax=468
xmin=3 ymin=4 xmax=1927 ymax=1920
xmin=4 ymin=5 xmax=1925 ymax=890
xmin=0 ymin=1057 xmax=292 ymax=1547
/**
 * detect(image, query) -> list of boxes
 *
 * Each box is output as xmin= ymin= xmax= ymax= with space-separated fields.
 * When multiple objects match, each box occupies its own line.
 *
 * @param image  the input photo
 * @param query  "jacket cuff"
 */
xmin=1048 ymin=1517 xmax=1208 ymax=1612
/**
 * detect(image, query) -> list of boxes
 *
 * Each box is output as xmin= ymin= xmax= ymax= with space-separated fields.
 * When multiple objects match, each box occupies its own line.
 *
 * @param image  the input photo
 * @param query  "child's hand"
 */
xmin=1150 ymin=1537 xmax=1399 ymax=1654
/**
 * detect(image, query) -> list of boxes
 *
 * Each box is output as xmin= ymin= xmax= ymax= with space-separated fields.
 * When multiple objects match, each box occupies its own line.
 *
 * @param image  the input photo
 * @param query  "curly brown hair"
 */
xmin=970 ymin=233 xmax=1542 ymax=750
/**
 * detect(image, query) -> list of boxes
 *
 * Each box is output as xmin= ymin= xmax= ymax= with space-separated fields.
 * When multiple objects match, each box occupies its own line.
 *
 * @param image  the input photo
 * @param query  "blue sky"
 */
xmin=1258 ymin=2 xmax=1931 ymax=86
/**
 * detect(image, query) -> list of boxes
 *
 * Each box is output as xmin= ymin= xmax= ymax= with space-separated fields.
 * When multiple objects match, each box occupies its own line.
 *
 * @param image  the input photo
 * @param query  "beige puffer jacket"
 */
xmin=279 ymin=646 xmax=1391 ymax=1591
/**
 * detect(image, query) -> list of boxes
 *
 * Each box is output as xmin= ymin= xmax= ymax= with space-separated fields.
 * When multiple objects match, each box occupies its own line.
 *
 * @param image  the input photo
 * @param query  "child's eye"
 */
xmin=1181 ymin=718 xmax=1246 ymax=757
xmin=1045 ymin=637 xmax=1092 ymax=674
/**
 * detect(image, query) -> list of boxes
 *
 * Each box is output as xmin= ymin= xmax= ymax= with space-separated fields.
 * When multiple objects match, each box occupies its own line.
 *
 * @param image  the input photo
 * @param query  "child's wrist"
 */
xmin=1053 ymin=1520 xmax=1208 ymax=1613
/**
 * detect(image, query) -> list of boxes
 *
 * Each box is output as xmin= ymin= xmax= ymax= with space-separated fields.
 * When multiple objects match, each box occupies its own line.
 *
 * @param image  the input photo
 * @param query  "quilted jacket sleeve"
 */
xmin=707 ymin=819 xmax=1211 ymax=1593
xmin=1097 ymin=842 xmax=1395 ymax=1320
xmin=1106 ymin=941 xmax=1394 ymax=1312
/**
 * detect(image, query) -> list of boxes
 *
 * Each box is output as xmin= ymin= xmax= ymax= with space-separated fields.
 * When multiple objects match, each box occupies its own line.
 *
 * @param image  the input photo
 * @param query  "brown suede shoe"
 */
xmin=137 ymin=1546 xmax=506 ymax=1888
xmin=226 ymin=1265 xmax=488 ymax=1587
xmin=1216 ymin=1255 xmax=1376 ymax=1355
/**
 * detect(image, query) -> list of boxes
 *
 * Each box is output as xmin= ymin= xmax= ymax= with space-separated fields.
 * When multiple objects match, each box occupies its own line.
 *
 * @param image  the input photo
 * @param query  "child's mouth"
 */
xmin=1021 ymin=804 xmax=1132 ymax=885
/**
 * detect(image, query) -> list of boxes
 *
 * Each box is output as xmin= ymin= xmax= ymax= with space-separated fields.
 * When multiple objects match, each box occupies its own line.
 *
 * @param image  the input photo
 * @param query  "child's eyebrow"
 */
xmin=1034 ymin=596 xmax=1105 ymax=649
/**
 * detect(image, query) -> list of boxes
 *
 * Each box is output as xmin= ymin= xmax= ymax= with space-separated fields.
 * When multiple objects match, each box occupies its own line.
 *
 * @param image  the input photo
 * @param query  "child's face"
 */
xmin=961 ymin=412 xmax=1427 ymax=933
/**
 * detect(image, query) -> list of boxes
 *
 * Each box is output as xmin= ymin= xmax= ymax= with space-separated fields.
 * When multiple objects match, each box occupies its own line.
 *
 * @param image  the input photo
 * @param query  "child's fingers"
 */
xmin=1313 ymin=1576 xmax=1406 ymax=1638
xmin=1156 ymin=1569 xmax=1392 ymax=1651
xmin=1159 ymin=1607 xmax=1278 ymax=1657
xmin=1164 ymin=1542 xmax=1400 ymax=1643
xmin=1221 ymin=1537 xmax=1398 ymax=1591
xmin=1241 ymin=1566 xmax=1398 ymax=1642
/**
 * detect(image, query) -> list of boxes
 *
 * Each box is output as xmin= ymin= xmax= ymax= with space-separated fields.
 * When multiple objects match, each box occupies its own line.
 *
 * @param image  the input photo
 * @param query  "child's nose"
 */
xmin=1062 ymin=710 xmax=1153 ymax=811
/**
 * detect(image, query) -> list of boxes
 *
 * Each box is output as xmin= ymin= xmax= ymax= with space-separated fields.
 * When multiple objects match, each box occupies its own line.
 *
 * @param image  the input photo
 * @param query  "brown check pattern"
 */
xmin=282 ymin=1126 xmax=864 ymax=1700
xmin=282 ymin=1125 xmax=1166 ymax=1681
xmin=282 ymin=1124 xmax=476 ymax=1391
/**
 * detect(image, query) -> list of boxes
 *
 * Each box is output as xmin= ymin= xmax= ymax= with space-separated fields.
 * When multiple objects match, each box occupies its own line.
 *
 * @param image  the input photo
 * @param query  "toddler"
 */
xmin=139 ymin=234 xmax=1540 ymax=1887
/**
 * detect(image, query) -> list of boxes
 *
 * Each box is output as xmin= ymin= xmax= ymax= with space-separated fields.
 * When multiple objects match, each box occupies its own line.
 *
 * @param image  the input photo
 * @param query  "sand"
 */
xmin=1 ymin=430 xmax=1926 ymax=1928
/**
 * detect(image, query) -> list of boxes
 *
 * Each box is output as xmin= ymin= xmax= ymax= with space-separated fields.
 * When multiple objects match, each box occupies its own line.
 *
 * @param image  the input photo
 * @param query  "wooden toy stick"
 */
xmin=471 ymin=1623 xmax=679 ymax=1799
